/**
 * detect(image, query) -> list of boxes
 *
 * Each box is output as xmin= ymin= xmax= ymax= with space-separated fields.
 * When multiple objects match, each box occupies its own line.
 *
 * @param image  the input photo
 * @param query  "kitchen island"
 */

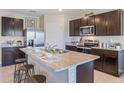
xmin=20 ymin=47 xmax=99 ymax=83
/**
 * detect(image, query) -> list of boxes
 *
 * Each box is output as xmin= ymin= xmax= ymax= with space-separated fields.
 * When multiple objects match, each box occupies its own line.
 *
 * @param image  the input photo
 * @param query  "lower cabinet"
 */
xmin=2 ymin=47 xmax=25 ymax=66
xmin=103 ymin=57 xmax=118 ymax=75
xmin=91 ymin=48 xmax=124 ymax=76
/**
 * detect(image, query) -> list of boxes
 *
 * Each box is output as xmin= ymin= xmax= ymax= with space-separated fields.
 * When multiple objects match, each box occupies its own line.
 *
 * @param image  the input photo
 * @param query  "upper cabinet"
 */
xmin=80 ymin=16 xmax=95 ymax=26
xmin=95 ymin=13 xmax=107 ymax=36
xmin=69 ymin=19 xmax=81 ymax=36
xmin=2 ymin=17 xmax=23 ymax=36
xmin=69 ymin=10 xmax=122 ymax=36
xmin=69 ymin=20 xmax=75 ymax=36
xmin=87 ymin=16 xmax=95 ymax=26
xmin=106 ymin=10 xmax=121 ymax=36
xmin=95 ymin=10 xmax=121 ymax=36
xmin=80 ymin=17 xmax=87 ymax=26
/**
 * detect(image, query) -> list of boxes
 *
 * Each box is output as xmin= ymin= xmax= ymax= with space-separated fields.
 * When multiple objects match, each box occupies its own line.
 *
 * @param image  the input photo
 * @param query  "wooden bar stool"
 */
xmin=14 ymin=58 xmax=35 ymax=83
xmin=14 ymin=58 xmax=27 ymax=83
xmin=24 ymin=74 xmax=46 ymax=83
xmin=17 ymin=64 xmax=35 ymax=83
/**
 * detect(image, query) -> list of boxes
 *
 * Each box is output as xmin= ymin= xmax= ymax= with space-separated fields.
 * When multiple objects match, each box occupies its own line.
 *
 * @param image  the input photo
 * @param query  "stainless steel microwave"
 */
xmin=80 ymin=25 xmax=95 ymax=36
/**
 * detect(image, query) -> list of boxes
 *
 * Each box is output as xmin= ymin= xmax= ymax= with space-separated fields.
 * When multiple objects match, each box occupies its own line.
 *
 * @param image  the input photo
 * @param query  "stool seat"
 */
xmin=19 ymin=64 xmax=34 ymax=71
xmin=15 ymin=58 xmax=27 ymax=64
xmin=24 ymin=75 xmax=46 ymax=83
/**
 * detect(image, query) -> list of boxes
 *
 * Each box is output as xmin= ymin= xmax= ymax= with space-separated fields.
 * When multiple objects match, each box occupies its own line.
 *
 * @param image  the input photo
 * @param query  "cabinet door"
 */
xmin=91 ymin=49 xmax=103 ymax=71
xmin=2 ymin=48 xmax=15 ymax=66
xmin=95 ymin=13 xmax=107 ymax=36
xmin=106 ymin=10 xmax=121 ymax=35
xmin=2 ymin=17 xmax=14 ymax=36
xmin=74 ymin=19 xmax=81 ymax=36
xmin=80 ymin=17 xmax=88 ymax=26
xmin=14 ymin=19 xmax=23 ymax=36
xmin=103 ymin=57 xmax=118 ymax=76
xmin=88 ymin=16 xmax=95 ymax=25
xmin=69 ymin=20 xmax=75 ymax=36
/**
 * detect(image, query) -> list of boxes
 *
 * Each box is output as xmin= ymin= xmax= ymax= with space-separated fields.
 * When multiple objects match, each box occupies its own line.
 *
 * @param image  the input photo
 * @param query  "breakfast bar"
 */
xmin=20 ymin=47 xmax=99 ymax=83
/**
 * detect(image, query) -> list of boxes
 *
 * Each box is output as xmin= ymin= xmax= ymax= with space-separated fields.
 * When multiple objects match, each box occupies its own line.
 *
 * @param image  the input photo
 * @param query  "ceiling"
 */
xmin=0 ymin=9 xmax=114 ymax=16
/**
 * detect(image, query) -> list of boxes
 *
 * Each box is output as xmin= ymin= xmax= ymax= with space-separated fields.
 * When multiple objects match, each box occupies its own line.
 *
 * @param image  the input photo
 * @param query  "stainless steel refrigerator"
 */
xmin=24 ymin=28 xmax=45 ymax=47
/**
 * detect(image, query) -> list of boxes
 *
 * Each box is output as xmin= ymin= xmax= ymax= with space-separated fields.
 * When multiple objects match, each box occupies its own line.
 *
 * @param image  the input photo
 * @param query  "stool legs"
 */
xmin=14 ymin=65 xmax=35 ymax=83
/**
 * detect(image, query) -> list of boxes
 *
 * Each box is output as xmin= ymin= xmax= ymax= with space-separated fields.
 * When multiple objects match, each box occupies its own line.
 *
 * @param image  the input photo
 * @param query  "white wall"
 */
xmin=44 ymin=14 xmax=65 ymax=49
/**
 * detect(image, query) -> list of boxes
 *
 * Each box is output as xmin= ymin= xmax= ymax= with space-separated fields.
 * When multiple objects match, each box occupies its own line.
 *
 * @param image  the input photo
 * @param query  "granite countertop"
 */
xmin=65 ymin=42 xmax=124 ymax=51
xmin=92 ymin=47 xmax=124 ymax=51
xmin=20 ymin=47 xmax=99 ymax=72
xmin=0 ymin=44 xmax=25 ymax=48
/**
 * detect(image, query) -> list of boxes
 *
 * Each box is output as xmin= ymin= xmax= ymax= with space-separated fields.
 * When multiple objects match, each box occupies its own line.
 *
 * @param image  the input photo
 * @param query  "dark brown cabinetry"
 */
xmin=69 ymin=19 xmax=81 ymax=36
xmin=80 ymin=16 xmax=95 ymax=26
xmin=2 ymin=47 xmax=25 ymax=66
xmin=74 ymin=19 xmax=81 ymax=36
xmin=95 ymin=13 xmax=107 ymax=36
xmin=2 ymin=17 xmax=23 ymax=36
xmin=106 ymin=10 xmax=121 ymax=35
xmin=69 ymin=10 xmax=122 ymax=36
xmin=88 ymin=16 xmax=95 ymax=25
xmin=91 ymin=48 xmax=124 ymax=76
xmin=69 ymin=20 xmax=75 ymax=36
xmin=95 ymin=10 xmax=121 ymax=36
xmin=69 ymin=15 xmax=95 ymax=36
xmin=80 ymin=17 xmax=87 ymax=26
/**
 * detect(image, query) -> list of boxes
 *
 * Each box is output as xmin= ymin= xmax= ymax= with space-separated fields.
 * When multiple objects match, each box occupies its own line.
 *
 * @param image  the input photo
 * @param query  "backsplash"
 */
xmin=0 ymin=36 xmax=25 ymax=45
xmin=65 ymin=36 xmax=124 ymax=48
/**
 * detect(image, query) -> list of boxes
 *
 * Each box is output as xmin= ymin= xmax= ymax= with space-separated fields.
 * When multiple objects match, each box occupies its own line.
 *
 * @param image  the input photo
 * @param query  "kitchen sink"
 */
xmin=55 ymin=49 xmax=69 ymax=54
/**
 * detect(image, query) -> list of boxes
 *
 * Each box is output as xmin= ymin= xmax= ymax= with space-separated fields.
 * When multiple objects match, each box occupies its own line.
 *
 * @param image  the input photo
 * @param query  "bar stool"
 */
xmin=14 ymin=58 xmax=27 ymax=83
xmin=14 ymin=58 xmax=35 ymax=83
xmin=24 ymin=74 xmax=46 ymax=83
xmin=17 ymin=64 xmax=35 ymax=83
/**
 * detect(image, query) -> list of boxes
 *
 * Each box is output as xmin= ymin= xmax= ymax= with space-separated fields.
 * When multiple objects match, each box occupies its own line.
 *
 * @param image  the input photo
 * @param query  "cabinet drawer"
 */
xmin=91 ymin=48 xmax=103 ymax=56
xmin=103 ymin=50 xmax=117 ymax=58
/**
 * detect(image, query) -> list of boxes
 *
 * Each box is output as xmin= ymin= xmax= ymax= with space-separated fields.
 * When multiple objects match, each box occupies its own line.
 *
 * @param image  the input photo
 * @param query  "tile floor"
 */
xmin=0 ymin=65 xmax=124 ymax=83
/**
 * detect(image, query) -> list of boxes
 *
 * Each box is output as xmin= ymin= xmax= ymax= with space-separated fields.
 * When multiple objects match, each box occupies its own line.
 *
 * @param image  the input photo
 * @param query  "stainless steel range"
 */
xmin=77 ymin=39 xmax=99 ymax=53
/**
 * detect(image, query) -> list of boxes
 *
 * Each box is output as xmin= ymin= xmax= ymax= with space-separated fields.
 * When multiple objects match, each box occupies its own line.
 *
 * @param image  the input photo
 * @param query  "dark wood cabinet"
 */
xmin=69 ymin=20 xmax=75 ymax=36
xmin=2 ymin=47 xmax=25 ymax=66
xmin=69 ymin=19 xmax=81 ymax=36
xmin=74 ymin=19 xmax=81 ymax=36
xmin=2 ymin=17 xmax=23 ymax=36
xmin=91 ymin=48 xmax=124 ymax=76
xmin=2 ymin=48 xmax=15 ymax=66
xmin=80 ymin=17 xmax=88 ymax=26
xmin=95 ymin=13 xmax=107 ymax=36
xmin=88 ymin=16 xmax=95 ymax=25
xmin=106 ymin=10 xmax=121 ymax=35
xmin=95 ymin=10 xmax=122 ymax=36
xmin=2 ymin=17 xmax=14 ymax=36
xmin=69 ymin=10 xmax=122 ymax=36
xmin=91 ymin=49 xmax=103 ymax=71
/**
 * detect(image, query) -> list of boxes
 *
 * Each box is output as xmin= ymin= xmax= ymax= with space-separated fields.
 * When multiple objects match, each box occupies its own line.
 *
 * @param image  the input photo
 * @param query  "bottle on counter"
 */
xmin=79 ymin=35 xmax=83 ymax=46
